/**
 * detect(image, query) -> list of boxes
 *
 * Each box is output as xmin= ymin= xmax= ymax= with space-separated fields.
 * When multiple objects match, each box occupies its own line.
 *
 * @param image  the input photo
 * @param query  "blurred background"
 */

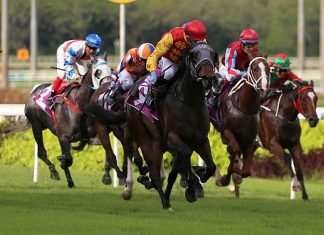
xmin=0 ymin=0 xmax=323 ymax=97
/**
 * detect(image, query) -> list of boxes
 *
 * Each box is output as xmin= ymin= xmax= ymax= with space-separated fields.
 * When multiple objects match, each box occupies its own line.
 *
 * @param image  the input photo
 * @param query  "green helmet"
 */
xmin=273 ymin=53 xmax=290 ymax=70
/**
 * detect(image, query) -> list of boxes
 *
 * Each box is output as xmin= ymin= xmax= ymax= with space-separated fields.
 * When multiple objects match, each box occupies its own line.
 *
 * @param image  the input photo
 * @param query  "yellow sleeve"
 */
xmin=146 ymin=33 xmax=174 ymax=72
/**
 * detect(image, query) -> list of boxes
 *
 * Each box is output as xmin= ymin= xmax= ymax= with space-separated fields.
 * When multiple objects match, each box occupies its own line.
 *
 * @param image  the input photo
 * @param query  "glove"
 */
xmin=67 ymin=69 xmax=79 ymax=81
xmin=147 ymin=70 xmax=157 ymax=84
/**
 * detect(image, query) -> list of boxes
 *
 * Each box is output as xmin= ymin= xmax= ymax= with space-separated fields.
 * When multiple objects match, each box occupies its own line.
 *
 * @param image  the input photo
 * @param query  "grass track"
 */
xmin=0 ymin=165 xmax=324 ymax=235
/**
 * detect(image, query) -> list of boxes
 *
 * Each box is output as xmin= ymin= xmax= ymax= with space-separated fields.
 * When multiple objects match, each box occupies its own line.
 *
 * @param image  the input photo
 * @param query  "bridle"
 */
xmin=293 ymin=85 xmax=315 ymax=117
xmin=229 ymin=56 xmax=268 ymax=97
xmin=185 ymin=41 xmax=215 ymax=82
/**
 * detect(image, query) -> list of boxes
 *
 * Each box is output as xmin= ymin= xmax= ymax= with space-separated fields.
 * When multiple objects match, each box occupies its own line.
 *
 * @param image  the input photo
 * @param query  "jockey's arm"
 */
xmin=146 ymin=33 xmax=173 ymax=72
xmin=116 ymin=49 xmax=133 ymax=74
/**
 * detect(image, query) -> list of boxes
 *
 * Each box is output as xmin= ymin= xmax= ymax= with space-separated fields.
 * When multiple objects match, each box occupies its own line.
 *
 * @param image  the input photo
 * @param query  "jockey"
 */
xmin=47 ymin=33 xmax=102 ymax=109
xmin=108 ymin=42 xmax=155 ymax=100
xmin=207 ymin=28 xmax=259 ymax=107
xmin=265 ymin=53 xmax=302 ymax=99
xmin=144 ymin=19 xmax=207 ymax=107
xmin=219 ymin=28 xmax=259 ymax=86
xmin=269 ymin=53 xmax=302 ymax=88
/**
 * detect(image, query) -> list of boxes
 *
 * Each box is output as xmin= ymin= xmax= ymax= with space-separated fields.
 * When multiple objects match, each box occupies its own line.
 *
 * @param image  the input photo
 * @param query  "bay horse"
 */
xmin=212 ymin=53 xmax=270 ymax=197
xmin=24 ymin=58 xmax=111 ymax=188
xmin=83 ymin=81 xmax=149 ymax=185
xmin=123 ymin=41 xmax=218 ymax=209
xmin=257 ymin=80 xmax=319 ymax=200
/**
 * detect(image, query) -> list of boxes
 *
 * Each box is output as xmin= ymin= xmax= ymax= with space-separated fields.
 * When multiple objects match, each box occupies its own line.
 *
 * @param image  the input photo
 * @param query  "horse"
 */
xmin=83 ymin=81 xmax=149 ymax=185
xmin=24 ymin=57 xmax=111 ymax=188
xmin=211 ymin=52 xmax=270 ymax=197
xmin=123 ymin=41 xmax=218 ymax=209
xmin=257 ymin=80 xmax=319 ymax=200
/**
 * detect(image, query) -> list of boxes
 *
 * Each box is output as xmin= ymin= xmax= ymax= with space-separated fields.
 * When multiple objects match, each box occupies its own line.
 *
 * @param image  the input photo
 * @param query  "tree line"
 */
xmin=3 ymin=0 xmax=320 ymax=57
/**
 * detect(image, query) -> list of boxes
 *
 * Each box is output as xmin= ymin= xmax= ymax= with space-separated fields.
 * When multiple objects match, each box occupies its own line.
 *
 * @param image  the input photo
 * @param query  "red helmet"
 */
xmin=240 ymin=28 xmax=259 ymax=44
xmin=184 ymin=20 xmax=206 ymax=41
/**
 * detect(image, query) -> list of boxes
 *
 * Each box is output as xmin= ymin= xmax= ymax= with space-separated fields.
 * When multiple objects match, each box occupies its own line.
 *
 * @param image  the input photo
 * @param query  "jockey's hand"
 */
xmin=148 ymin=70 xmax=157 ymax=84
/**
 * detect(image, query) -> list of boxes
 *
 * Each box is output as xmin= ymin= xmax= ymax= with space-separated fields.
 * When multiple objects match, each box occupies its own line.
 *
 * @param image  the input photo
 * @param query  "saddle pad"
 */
xmin=126 ymin=80 xmax=159 ymax=122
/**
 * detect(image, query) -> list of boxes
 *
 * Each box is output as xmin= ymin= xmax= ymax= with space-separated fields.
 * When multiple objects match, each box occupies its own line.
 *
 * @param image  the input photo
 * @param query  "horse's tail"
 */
xmin=71 ymin=139 xmax=88 ymax=151
xmin=84 ymin=101 xmax=125 ymax=125
xmin=0 ymin=118 xmax=31 ymax=137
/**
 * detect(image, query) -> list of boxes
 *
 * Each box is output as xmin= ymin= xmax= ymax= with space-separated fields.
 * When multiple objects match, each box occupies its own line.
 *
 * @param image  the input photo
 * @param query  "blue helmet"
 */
xmin=85 ymin=34 xmax=102 ymax=48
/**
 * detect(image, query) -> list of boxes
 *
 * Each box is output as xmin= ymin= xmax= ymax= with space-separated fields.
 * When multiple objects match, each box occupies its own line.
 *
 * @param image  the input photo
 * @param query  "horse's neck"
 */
xmin=175 ymin=72 xmax=204 ymax=105
xmin=232 ymin=82 xmax=260 ymax=114
xmin=73 ymin=75 xmax=93 ymax=106
xmin=278 ymin=93 xmax=299 ymax=121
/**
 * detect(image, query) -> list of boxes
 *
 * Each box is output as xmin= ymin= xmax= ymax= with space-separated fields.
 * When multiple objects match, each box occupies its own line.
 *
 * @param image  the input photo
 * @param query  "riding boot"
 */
xmin=145 ymin=78 xmax=169 ymax=108
xmin=107 ymin=85 xmax=124 ymax=105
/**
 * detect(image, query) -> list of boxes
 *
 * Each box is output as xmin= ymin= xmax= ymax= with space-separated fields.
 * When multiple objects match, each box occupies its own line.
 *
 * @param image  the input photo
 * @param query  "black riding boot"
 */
xmin=145 ymin=78 xmax=169 ymax=108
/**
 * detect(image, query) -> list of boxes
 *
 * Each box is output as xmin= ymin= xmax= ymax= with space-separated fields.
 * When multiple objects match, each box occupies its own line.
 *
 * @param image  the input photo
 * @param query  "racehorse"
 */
xmin=24 ymin=57 xmax=111 ymax=188
xmin=83 ymin=82 xmax=149 ymax=185
xmin=123 ymin=41 xmax=218 ymax=209
xmin=211 ymin=52 xmax=270 ymax=197
xmin=257 ymin=80 xmax=319 ymax=200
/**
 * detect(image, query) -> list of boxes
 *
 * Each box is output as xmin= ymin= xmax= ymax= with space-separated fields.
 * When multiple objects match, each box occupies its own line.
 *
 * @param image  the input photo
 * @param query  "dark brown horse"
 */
xmin=257 ymin=80 xmax=319 ymax=200
xmin=212 ymin=53 xmax=270 ymax=197
xmin=123 ymin=41 xmax=218 ymax=209
xmin=83 ymin=82 xmax=149 ymax=185
xmin=24 ymin=58 xmax=111 ymax=188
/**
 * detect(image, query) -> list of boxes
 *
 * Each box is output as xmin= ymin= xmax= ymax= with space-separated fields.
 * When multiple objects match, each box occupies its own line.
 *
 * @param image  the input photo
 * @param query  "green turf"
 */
xmin=0 ymin=165 xmax=324 ymax=235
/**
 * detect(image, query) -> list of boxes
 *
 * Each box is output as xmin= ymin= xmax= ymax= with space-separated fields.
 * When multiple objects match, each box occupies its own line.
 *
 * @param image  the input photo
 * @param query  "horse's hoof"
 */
xmin=225 ymin=185 xmax=235 ymax=193
xmin=195 ymin=188 xmax=204 ymax=198
xmin=215 ymin=179 xmax=224 ymax=187
xmin=167 ymin=207 xmax=174 ymax=212
xmin=302 ymin=194 xmax=309 ymax=200
xmin=122 ymin=190 xmax=132 ymax=200
xmin=185 ymin=188 xmax=197 ymax=203
xmin=137 ymin=176 xmax=152 ymax=189
xmin=102 ymin=175 xmax=112 ymax=185
xmin=68 ymin=182 xmax=75 ymax=188
xmin=232 ymin=173 xmax=243 ymax=184
xmin=50 ymin=171 xmax=60 ymax=180
xmin=179 ymin=178 xmax=188 ymax=188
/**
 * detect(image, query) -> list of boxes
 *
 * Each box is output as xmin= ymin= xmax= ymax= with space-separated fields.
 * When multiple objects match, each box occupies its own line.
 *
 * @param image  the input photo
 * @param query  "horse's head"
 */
xmin=245 ymin=52 xmax=270 ymax=98
xmin=92 ymin=54 xmax=112 ymax=89
xmin=185 ymin=41 xmax=217 ymax=89
xmin=292 ymin=80 xmax=319 ymax=127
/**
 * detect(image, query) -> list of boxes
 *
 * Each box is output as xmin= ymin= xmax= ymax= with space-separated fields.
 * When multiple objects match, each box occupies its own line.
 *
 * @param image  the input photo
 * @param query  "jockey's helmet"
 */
xmin=273 ymin=53 xmax=291 ymax=70
xmin=240 ymin=28 xmax=259 ymax=44
xmin=85 ymin=34 xmax=102 ymax=49
xmin=184 ymin=20 xmax=206 ymax=41
xmin=138 ymin=43 xmax=155 ymax=60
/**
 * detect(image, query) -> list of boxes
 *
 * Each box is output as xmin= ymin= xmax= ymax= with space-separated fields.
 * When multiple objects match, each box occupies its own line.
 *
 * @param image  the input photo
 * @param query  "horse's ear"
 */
xmin=263 ymin=53 xmax=268 ymax=59
xmin=310 ymin=80 xmax=314 ymax=87
xmin=103 ymin=52 xmax=108 ymax=62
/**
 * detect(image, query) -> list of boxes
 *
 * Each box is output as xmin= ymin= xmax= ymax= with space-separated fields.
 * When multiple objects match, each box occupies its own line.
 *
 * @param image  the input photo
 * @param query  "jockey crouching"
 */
xmin=264 ymin=53 xmax=303 ymax=101
xmin=143 ymin=20 xmax=207 ymax=108
xmin=47 ymin=33 xmax=102 ymax=110
xmin=207 ymin=28 xmax=260 ymax=108
xmin=107 ymin=43 xmax=155 ymax=105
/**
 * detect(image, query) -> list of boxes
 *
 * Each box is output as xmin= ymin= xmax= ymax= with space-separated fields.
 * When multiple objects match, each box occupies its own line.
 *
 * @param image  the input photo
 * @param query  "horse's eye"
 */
xmin=95 ymin=69 xmax=102 ymax=78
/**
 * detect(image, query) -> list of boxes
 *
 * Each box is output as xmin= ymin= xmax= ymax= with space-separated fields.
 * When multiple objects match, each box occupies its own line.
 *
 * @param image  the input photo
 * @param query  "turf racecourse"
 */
xmin=1 ymin=165 xmax=324 ymax=235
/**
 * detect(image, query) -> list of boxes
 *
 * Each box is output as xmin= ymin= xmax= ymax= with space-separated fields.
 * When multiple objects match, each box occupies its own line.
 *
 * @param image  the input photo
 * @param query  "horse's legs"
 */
xmin=122 ymin=156 xmax=134 ymax=200
xmin=194 ymin=139 xmax=217 ymax=183
xmin=144 ymin=142 xmax=171 ymax=209
xmin=164 ymin=156 xmax=179 ymax=201
xmin=31 ymin=126 xmax=60 ymax=180
xmin=242 ymin=144 xmax=255 ymax=178
xmin=57 ymin=137 xmax=75 ymax=188
xmin=96 ymin=123 xmax=125 ymax=179
xmin=289 ymin=143 xmax=308 ymax=200
xmin=267 ymin=139 xmax=305 ymax=198
xmin=217 ymin=130 xmax=240 ymax=186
